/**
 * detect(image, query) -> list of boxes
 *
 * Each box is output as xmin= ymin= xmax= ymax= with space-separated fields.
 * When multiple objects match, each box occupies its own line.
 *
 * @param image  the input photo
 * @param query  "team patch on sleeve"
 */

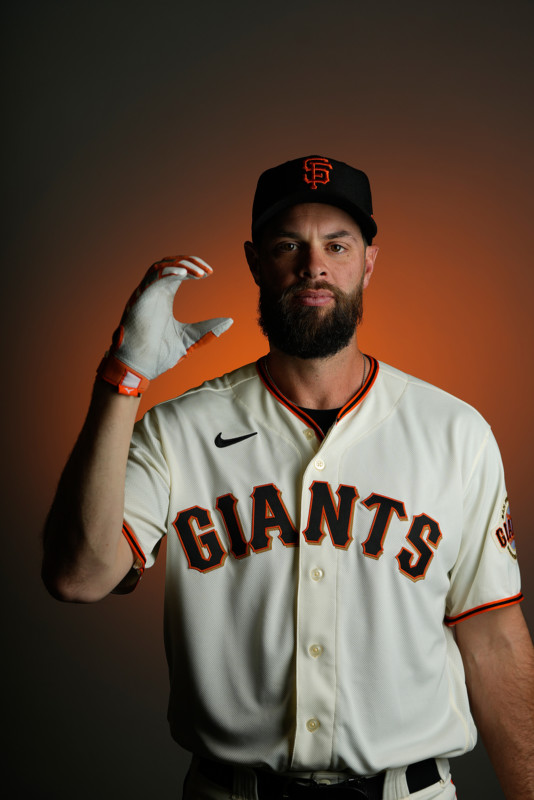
xmin=491 ymin=497 xmax=517 ymax=561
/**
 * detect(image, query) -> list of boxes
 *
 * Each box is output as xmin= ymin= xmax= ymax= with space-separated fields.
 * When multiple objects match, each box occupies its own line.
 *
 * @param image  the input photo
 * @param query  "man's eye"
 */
xmin=277 ymin=242 xmax=298 ymax=253
xmin=329 ymin=243 xmax=346 ymax=253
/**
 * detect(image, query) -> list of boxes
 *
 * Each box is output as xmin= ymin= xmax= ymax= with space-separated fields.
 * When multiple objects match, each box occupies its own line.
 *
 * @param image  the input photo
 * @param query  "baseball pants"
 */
xmin=182 ymin=757 xmax=457 ymax=800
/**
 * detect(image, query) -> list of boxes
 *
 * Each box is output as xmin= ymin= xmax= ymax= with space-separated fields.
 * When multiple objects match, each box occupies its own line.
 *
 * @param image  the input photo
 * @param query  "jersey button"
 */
xmin=309 ymin=644 xmax=323 ymax=658
xmin=304 ymin=429 xmax=314 ymax=440
xmin=311 ymin=568 xmax=324 ymax=582
xmin=314 ymin=458 xmax=325 ymax=470
xmin=306 ymin=718 xmax=320 ymax=732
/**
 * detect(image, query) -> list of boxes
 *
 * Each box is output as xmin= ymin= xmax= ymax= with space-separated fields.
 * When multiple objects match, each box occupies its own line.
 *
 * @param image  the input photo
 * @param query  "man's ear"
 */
xmin=363 ymin=245 xmax=379 ymax=289
xmin=244 ymin=241 xmax=261 ymax=285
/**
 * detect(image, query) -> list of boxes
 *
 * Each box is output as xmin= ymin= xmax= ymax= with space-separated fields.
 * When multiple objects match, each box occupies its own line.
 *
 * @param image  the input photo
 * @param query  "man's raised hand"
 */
xmin=97 ymin=256 xmax=233 ymax=395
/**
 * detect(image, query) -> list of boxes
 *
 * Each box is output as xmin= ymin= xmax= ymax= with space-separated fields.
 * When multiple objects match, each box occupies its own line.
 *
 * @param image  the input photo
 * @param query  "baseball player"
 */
xmin=42 ymin=156 xmax=534 ymax=799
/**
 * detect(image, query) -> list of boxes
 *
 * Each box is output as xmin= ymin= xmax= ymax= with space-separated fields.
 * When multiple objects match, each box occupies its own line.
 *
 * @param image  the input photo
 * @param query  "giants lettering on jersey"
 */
xmin=172 ymin=481 xmax=443 ymax=581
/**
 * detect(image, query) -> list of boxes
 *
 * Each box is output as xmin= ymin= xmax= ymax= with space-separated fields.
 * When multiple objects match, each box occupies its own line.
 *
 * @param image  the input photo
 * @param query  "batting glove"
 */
xmin=97 ymin=256 xmax=233 ymax=396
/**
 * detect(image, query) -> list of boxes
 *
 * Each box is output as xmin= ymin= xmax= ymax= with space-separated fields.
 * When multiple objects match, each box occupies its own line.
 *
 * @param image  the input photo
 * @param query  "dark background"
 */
xmin=3 ymin=1 xmax=533 ymax=797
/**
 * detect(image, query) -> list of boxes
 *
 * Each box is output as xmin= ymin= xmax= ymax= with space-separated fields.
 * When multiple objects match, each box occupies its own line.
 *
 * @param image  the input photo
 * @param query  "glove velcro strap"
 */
xmin=97 ymin=353 xmax=150 ymax=396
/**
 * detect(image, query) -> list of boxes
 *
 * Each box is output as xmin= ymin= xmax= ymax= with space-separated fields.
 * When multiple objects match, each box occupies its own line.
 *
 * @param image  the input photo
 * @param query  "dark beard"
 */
xmin=258 ymin=279 xmax=364 ymax=359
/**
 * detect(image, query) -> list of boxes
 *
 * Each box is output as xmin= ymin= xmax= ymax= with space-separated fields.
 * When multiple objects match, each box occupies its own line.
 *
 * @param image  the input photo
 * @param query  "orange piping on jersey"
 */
xmin=337 ymin=355 xmax=379 ymax=421
xmin=121 ymin=521 xmax=147 ymax=575
xmin=256 ymin=355 xmax=379 ymax=437
xmin=444 ymin=592 xmax=524 ymax=626
xmin=256 ymin=358 xmax=324 ymax=440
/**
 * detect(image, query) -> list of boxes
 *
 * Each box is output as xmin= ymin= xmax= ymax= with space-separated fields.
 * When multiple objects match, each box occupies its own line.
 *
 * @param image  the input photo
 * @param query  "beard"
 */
xmin=258 ymin=278 xmax=364 ymax=359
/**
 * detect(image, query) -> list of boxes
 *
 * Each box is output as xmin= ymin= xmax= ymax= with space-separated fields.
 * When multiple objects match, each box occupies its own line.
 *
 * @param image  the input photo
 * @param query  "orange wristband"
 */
xmin=96 ymin=353 xmax=150 ymax=396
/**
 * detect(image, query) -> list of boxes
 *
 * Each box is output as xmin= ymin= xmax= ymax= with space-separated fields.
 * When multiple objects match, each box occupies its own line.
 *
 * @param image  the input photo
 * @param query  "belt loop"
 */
xmin=232 ymin=764 xmax=258 ymax=800
xmin=382 ymin=766 xmax=409 ymax=800
xmin=435 ymin=758 xmax=450 ymax=783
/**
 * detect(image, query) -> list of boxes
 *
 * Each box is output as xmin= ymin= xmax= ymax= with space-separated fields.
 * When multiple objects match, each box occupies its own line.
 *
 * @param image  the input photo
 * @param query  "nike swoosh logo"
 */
xmin=215 ymin=431 xmax=258 ymax=448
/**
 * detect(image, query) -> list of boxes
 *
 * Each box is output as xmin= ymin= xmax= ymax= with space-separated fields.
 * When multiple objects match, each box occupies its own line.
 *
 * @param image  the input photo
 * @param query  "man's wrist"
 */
xmin=96 ymin=353 xmax=150 ymax=397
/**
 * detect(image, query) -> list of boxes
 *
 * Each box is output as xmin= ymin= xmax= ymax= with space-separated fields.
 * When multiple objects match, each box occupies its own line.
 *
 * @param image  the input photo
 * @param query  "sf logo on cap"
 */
xmin=303 ymin=157 xmax=333 ymax=190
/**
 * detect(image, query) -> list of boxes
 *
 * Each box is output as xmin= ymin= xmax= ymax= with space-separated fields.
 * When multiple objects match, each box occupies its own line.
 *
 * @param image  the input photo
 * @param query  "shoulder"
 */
xmin=369 ymin=362 xmax=503 ymax=488
xmin=375 ymin=360 xmax=492 ymax=439
xmin=378 ymin=360 xmax=487 ymax=416
xmin=141 ymin=362 xmax=261 ymax=422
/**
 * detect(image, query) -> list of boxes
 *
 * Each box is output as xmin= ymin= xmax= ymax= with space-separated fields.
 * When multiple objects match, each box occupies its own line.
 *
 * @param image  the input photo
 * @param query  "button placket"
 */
xmin=293 ymin=534 xmax=337 ymax=767
xmin=292 ymin=453 xmax=337 ymax=768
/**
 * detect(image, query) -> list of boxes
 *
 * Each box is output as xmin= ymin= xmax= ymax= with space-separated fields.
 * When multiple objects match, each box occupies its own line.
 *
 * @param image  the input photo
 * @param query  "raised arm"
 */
xmin=455 ymin=603 xmax=534 ymax=799
xmin=42 ymin=256 xmax=232 ymax=603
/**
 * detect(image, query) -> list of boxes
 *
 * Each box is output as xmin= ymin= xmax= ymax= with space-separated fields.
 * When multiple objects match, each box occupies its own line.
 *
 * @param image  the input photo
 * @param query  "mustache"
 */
xmin=279 ymin=280 xmax=346 ymax=302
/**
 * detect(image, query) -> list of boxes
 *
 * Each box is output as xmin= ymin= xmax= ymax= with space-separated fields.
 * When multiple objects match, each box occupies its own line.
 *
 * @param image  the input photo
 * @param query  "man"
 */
xmin=42 ymin=156 xmax=534 ymax=799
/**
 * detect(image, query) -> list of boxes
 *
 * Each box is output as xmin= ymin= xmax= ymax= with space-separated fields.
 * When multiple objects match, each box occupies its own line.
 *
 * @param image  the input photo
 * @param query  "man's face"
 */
xmin=245 ymin=203 xmax=378 ymax=359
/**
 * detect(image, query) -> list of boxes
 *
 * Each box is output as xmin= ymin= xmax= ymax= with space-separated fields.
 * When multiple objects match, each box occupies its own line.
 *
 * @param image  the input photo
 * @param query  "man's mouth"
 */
xmin=292 ymin=290 xmax=334 ymax=307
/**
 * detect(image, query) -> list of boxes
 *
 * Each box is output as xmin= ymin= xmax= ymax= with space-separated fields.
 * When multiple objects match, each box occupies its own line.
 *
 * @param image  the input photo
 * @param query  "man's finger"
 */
xmin=156 ymin=255 xmax=213 ymax=278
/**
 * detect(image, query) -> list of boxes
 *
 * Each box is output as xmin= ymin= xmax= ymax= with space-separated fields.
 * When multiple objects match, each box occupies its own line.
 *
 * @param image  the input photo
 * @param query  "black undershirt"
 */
xmin=299 ymin=407 xmax=341 ymax=436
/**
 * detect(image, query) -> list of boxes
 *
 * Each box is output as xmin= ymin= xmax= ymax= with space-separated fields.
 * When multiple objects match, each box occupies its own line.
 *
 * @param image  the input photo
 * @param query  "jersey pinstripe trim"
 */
xmin=256 ymin=355 xmax=379 ymax=440
xmin=444 ymin=592 xmax=524 ymax=626
xmin=121 ymin=520 xmax=147 ymax=576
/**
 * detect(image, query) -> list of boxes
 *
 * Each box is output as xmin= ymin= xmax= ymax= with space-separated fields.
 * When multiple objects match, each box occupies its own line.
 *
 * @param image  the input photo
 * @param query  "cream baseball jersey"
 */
xmin=122 ymin=357 xmax=522 ymax=775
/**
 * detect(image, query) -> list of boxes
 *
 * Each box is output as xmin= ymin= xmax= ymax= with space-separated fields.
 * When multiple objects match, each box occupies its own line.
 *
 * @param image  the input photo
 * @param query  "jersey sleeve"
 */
xmin=445 ymin=427 xmax=522 ymax=625
xmin=121 ymin=407 xmax=171 ymax=581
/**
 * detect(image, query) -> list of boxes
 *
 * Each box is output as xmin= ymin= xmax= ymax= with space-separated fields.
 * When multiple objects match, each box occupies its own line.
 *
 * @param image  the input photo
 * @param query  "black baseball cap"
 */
xmin=251 ymin=155 xmax=377 ymax=243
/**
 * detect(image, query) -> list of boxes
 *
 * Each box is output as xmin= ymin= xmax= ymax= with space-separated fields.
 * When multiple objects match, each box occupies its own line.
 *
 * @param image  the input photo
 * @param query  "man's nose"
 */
xmin=298 ymin=246 xmax=327 ymax=279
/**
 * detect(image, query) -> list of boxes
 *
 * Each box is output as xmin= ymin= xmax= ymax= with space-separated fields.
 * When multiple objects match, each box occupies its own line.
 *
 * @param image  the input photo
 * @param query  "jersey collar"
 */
xmin=256 ymin=355 xmax=379 ymax=441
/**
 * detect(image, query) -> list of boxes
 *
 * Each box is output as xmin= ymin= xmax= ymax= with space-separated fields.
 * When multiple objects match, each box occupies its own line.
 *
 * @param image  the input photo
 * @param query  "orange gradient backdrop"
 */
xmin=4 ymin=1 xmax=533 ymax=798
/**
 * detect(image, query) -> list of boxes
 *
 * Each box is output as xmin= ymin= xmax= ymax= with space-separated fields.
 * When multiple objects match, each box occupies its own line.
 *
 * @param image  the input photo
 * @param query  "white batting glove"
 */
xmin=97 ymin=256 xmax=233 ymax=396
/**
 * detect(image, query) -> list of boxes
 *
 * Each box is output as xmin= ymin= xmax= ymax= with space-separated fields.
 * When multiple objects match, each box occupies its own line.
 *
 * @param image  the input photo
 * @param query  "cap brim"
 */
xmin=252 ymin=191 xmax=377 ymax=243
